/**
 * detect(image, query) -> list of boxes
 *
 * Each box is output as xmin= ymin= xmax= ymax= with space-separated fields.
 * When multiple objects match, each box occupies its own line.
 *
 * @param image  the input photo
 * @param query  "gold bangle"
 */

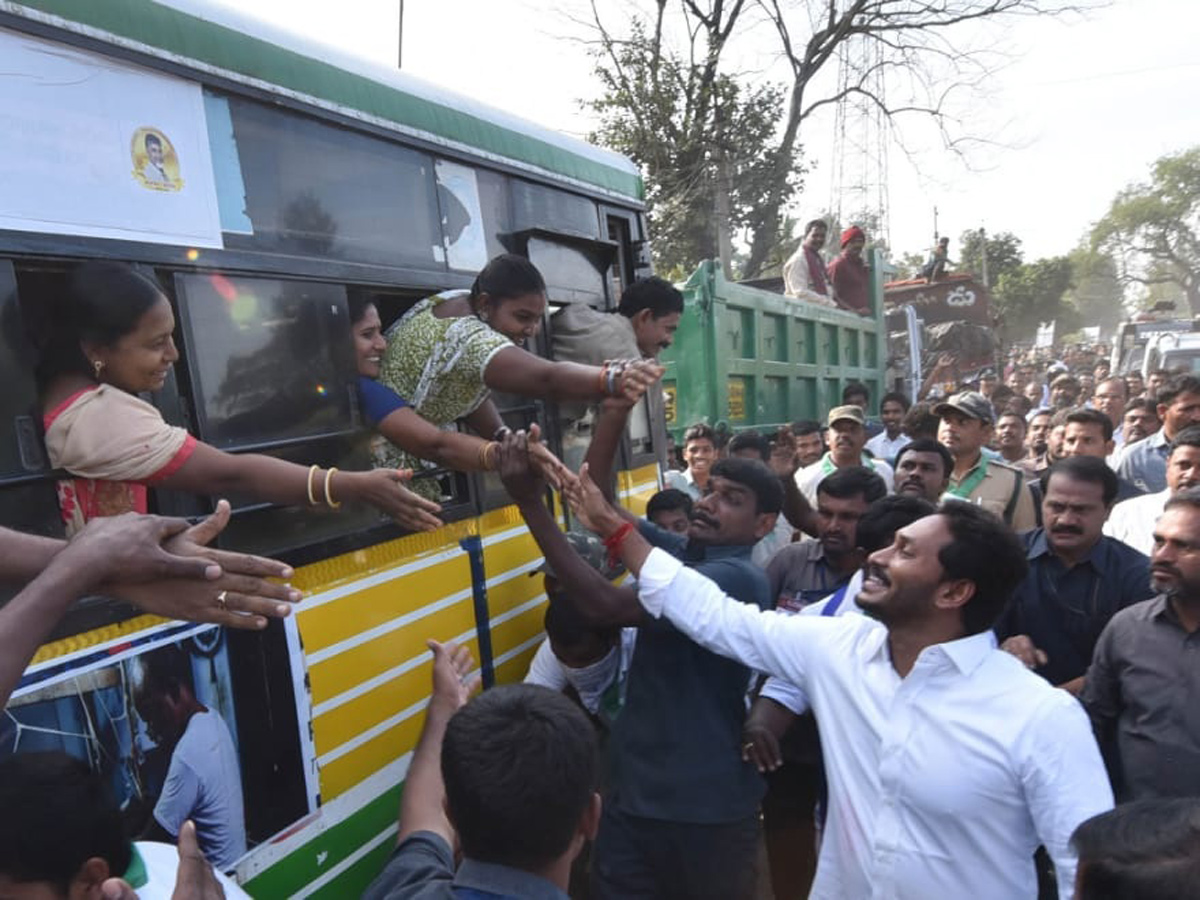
xmin=306 ymin=465 xmax=319 ymax=506
xmin=479 ymin=441 xmax=499 ymax=471
xmin=324 ymin=467 xmax=342 ymax=509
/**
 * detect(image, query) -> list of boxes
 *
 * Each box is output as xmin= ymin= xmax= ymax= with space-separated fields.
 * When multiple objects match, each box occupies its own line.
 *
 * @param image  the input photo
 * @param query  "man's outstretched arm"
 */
xmin=396 ymin=640 xmax=480 ymax=847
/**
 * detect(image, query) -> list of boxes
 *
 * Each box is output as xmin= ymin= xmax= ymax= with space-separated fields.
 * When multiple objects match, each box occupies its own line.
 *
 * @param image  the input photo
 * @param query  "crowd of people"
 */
xmin=4 ymin=252 xmax=1200 ymax=899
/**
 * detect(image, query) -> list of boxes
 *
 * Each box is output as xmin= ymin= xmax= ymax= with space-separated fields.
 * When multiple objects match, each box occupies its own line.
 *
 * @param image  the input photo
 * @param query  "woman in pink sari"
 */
xmin=38 ymin=262 xmax=442 ymax=535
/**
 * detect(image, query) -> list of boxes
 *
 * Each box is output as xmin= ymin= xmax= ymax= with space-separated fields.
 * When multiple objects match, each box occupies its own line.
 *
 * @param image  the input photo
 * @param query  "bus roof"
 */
xmin=4 ymin=0 xmax=645 ymax=202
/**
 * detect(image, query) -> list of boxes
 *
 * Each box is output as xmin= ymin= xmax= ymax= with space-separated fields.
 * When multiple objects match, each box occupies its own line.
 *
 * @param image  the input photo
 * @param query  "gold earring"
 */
xmin=93 ymin=359 xmax=104 ymax=379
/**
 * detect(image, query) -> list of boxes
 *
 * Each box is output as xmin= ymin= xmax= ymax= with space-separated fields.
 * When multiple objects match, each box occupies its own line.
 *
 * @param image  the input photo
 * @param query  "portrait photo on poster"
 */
xmin=131 ymin=126 xmax=184 ymax=192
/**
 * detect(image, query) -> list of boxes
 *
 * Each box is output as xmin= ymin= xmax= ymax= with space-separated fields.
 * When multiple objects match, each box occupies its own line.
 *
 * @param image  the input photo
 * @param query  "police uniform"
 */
xmin=944 ymin=456 xmax=1037 ymax=531
xmin=935 ymin=391 xmax=1037 ymax=532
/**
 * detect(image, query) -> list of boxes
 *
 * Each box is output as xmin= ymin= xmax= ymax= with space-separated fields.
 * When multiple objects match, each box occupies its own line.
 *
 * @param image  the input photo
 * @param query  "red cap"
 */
xmin=841 ymin=225 xmax=865 ymax=247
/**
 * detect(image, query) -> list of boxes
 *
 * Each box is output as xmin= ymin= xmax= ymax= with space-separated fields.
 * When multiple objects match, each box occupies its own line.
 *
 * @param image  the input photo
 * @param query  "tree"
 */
xmin=584 ymin=0 xmax=1085 ymax=279
xmin=1091 ymin=146 xmax=1200 ymax=314
xmin=957 ymin=229 xmax=1023 ymax=287
xmin=992 ymin=256 xmax=1076 ymax=342
xmin=1063 ymin=246 xmax=1125 ymax=333
xmin=586 ymin=7 xmax=800 ymax=279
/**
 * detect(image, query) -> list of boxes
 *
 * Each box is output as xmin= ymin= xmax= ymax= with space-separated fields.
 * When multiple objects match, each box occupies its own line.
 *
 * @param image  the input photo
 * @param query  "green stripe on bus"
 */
xmin=14 ymin=0 xmax=644 ymax=200
xmin=307 ymin=839 xmax=398 ymax=900
xmin=241 ymin=784 xmax=401 ymax=898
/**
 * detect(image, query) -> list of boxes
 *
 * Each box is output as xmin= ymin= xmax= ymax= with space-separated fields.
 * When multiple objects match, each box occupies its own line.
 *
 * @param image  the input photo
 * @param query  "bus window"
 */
xmin=527 ymin=236 xmax=608 ymax=307
xmin=512 ymin=180 xmax=601 ymax=239
xmin=0 ymin=261 xmax=47 ymax=478
xmin=436 ymin=161 xmax=513 ymax=273
xmin=211 ymin=93 xmax=444 ymax=270
xmin=173 ymin=273 xmax=356 ymax=451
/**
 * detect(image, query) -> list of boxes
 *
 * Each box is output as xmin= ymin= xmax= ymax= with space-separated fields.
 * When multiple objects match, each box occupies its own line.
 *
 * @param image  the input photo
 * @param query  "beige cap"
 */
xmin=827 ymin=405 xmax=866 ymax=427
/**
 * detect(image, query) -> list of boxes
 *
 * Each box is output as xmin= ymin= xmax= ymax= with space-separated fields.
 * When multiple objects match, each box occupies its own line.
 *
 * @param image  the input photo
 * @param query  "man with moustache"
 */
xmin=995 ymin=408 xmax=1036 ymax=474
xmin=1084 ymin=487 xmax=1200 ymax=801
xmin=791 ymin=420 xmax=826 ymax=469
xmin=935 ymin=391 xmax=1036 ymax=530
xmin=571 ymin=480 xmax=1111 ymax=899
xmin=1119 ymin=375 xmax=1200 ymax=493
xmin=1059 ymin=408 xmax=1143 ymax=503
xmin=1105 ymin=427 xmax=1200 ymax=556
xmin=995 ymin=457 xmax=1153 ymax=695
xmin=500 ymin=416 xmax=779 ymax=899
xmin=784 ymin=219 xmax=835 ymax=303
xmin=893 ymin=439 xmax=953 ymax=504
xmin=1119 ymin=398 xmax=1161 ymax=450
xmin=795 ymin=406 xmax=894 ymax=505
xmin=826 ymin=226 xmax=872 ymax=316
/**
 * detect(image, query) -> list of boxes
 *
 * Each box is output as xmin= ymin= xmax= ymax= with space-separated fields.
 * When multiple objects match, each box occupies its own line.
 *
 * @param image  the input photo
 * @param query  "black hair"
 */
xmin=682 ymin=423 xmax=717 ymax=446
xmin=996 ymin=407 xmax=1029 ymax=430
xmin=710 ymin=457 xmax=784 ymax=515
xmin=727 ymin=430 xmax=770 ymax=463
xmin=842 ymin=381 xmax=869 ymax=404
xmin=803 ymin=219 xmax=827 ymax=235
xmin=935 ymin=501 xmax=1029 ymax=635
xmin=35 ymin=261 xmax=167 ymax=386
xmin=1042 ymin=456 xmax=1119 ymax=507
xmin=347 ymin=292 xmax=376 ymax=326
xmin=1164 ymin=485 xmax=1200 ymax=516
xmin=816 ymin=465 xmax=887 ymax=505
xmin=1065 ymin=407 xmax=1114 ymax=442
xmin=469 ymin=254 xmax=546 ymax=305
xmin=442 ymin=684 xmax=597 ymax=870
xmin=543 ymin=597 xmax=617 ymax=661
xmin=0 ymin=752 xmax=132 ymax=892
xmin=791 ymin=419 xmax=822 ymax=438
xmin=894 ymin=438 xmax=954 ymax=478
xmin=1125 ymin=397 xmax=1158 ymax=417
xmin=989 ymin=385 xmax=1016 ymax=407
xmin=901 ymin=402 xmax=939 ymax=440
xmin=1156 ymin=374 xmax=1200 ymax=409
xmin=855 ymin=494 xmax=936 ymax=554
xmin=144 ymin=133 xmax=162 ymax=149
xmin=616 ymin=276 xmax=683 ymax=319
xmin=137 ymin=643 xmax=193 ymax=701
xmin=880 ymin=391 xmax=911 ymax=412
xmin=1169 ymin=425 xmax=1200 ymax=455
xmin=646 ymin=488 xmax=693 ymax=521
xmin=1072 ymin=798 xmax=1200 ymax=900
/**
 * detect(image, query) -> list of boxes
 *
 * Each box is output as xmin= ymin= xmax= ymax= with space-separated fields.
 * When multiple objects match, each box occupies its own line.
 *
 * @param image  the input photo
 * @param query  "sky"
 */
xmin=222 ymin=0 xmax=1200 ymax=265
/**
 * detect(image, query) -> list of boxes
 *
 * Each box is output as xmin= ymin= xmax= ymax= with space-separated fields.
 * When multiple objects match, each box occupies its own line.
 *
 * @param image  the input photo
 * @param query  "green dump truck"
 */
xmin=659 ymin=251 xmax=891 ymax=440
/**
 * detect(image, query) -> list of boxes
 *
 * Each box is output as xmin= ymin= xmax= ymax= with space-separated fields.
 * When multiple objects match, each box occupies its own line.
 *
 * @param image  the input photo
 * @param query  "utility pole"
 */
xmin=397 ymin=0 xmax=405 ymax=68
xmin=932 ymin=206 xmax=939 ymax=243
xmin=979 ymin=226 xmax=989 ymax=288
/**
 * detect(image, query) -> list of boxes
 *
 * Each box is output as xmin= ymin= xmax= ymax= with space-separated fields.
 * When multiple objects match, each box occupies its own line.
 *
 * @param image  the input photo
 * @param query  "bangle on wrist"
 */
xmin=306 ymin=464 xmax=320 ymax=505
xmin=479 ymin=441 xmax=499 ymax=471
xmin=324 ymin=467 xmax=342 ymax=509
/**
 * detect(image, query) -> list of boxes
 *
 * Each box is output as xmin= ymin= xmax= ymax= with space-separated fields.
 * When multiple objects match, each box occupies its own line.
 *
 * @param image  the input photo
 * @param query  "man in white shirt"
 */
xmin=570 ymin=479 xmax=1112 ymax=900
xmin=1105 ymin=425 xmax=1200 ymax=555
xmin=864 ymin=392 xmax=912 ymax=465
xmin=796 ymin=406 xmax=894 ymax=504
xmin=783 ymin=219 xmax=836 ymax=305
xmin=134 ymin=645 xmax=246 ymax=872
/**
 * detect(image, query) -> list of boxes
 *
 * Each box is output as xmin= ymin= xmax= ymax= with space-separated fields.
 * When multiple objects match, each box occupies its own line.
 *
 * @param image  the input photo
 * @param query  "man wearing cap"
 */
xmin=826 ymin=226 xmax=871 ymax=316
xmin=936 ymin=391 xmax=1037 ymax=530
xmin=795 ymin=406 xmax=894 ymax=506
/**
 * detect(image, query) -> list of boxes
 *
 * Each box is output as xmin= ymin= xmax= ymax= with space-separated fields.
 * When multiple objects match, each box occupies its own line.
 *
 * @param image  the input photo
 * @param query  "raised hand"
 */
xmin=497 ymin=430 xmax=544 ymax=503
xmin=527 ymin=423 xmax=576 ymax=492
xmin=427 ymin=639 xmax=480 ymax=717
xmin=617 ymin=360 xmax=666 ymax=404
xmin=353 ymin=468 xmax=443 ymax=532
xmin=563 ymin=463 xmax=624 ymax=538
xmin=112 ymin=500 xmax=301 ymax=630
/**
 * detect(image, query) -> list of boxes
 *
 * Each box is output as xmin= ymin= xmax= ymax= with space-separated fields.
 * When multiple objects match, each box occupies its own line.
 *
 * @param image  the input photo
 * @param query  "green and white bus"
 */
xmin=0 ymin=2 xmax=661 ymax=895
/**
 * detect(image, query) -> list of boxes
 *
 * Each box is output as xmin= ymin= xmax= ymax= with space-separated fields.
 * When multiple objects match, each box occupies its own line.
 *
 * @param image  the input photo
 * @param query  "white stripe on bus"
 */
xmin=286 ymin=822 xmax=399 ymax=900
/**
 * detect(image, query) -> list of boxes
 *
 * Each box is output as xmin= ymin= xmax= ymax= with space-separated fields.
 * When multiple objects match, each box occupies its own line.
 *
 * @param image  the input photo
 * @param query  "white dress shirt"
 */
xmin=865 ymin=430 xmax=911 ymax=465
xmin=795 ymin=454 xmax=895 ymax=505
xmin=1103 ymin=488 xmax=1169 ymax=557
xmin=636 ymin=548 xmax=1112 ymax=900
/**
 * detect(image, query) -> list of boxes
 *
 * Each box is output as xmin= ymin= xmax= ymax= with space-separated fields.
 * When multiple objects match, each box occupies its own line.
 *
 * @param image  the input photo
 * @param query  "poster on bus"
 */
xmin=1 ymin=621 xmax=313 ymax=868
xmin=0 ymin=27 xmax=223 ymax=248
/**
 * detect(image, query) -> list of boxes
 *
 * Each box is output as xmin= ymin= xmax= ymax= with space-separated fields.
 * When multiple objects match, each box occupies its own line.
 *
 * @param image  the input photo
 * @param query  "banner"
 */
xmin=1036 ymin=321 xmax=1057 ymax=348
xmin=0 ymin=28 xmax=222 ymax=248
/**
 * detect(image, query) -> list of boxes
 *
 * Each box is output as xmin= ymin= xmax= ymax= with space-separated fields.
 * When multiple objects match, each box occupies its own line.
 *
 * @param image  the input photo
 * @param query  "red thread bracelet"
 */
xmin=602 ymin=522 xmax=635 ymax=568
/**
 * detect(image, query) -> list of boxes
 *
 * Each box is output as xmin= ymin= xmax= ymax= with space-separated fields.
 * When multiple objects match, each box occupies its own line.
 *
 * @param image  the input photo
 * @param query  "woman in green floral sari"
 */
xmin=377 ymin=255 xmax=662 ymax=490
